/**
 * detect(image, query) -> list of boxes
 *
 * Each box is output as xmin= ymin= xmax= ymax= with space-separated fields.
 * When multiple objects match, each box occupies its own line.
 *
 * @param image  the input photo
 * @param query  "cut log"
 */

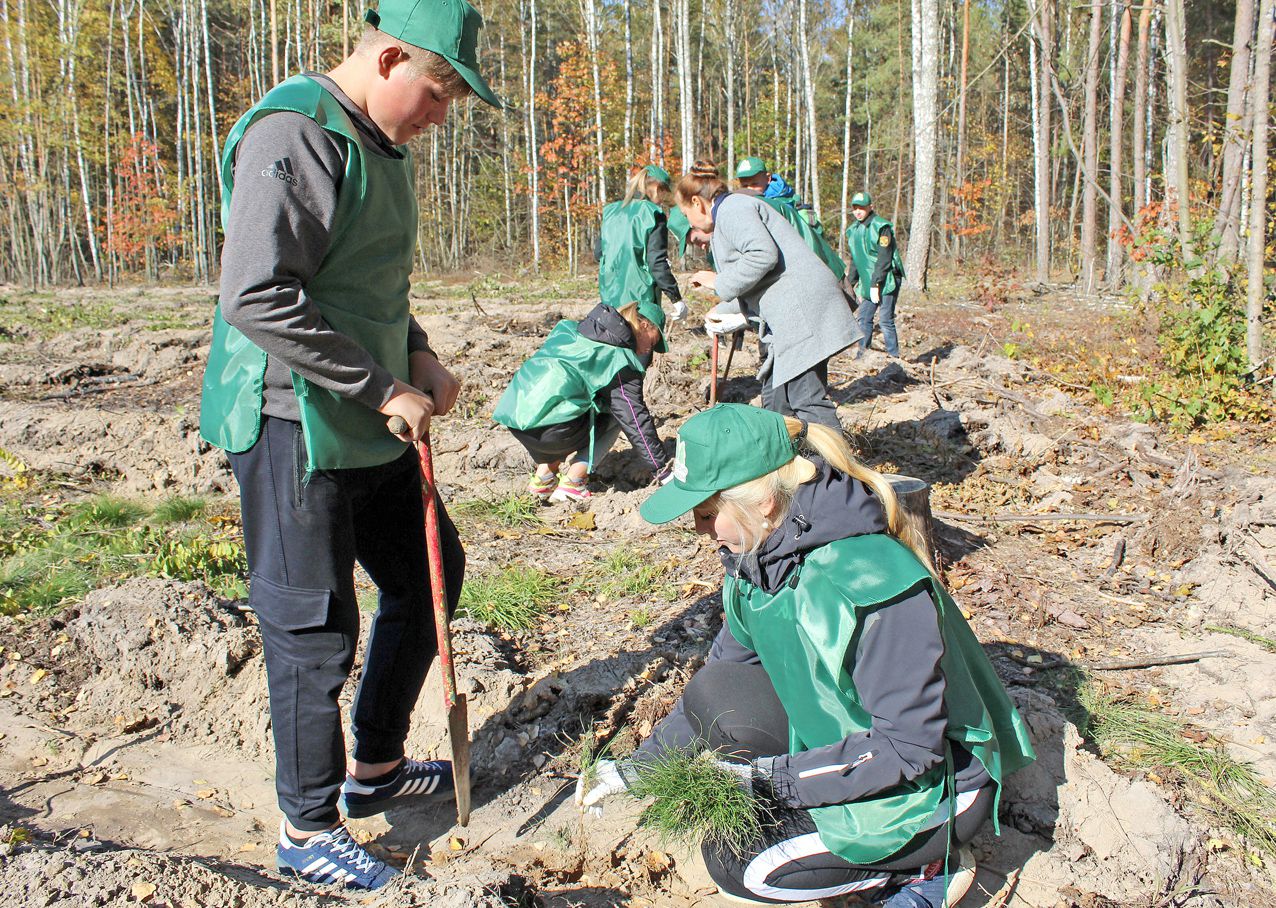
xmin=887 ymin=474 xmax=936 ymax=565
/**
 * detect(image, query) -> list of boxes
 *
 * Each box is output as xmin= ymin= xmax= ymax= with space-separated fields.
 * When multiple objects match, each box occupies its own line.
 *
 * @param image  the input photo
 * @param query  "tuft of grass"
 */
xmin=629 ymin=606 xmax=654 ymax=630
xmin=1081 ymin=680 xmax=1276 ymax=863
xmin=452 ymin=493 xmax=544 ymax=528
xmin=1205 ymin=624 xmax=1276 ymax=654
xmin=0 ymin=491 xmax=247 ymax=613
xmin=70 ymin=494 xmax=147 ymax=528
xmin=153 ymin=495 xmax=208 ymax=524
xmin=579 ymin=546 xmax=676 ymax=603
xmin=628 ymin=748 xmax=770 ymax=857
xmin=458 ymin=564 xmax=561 ymax=631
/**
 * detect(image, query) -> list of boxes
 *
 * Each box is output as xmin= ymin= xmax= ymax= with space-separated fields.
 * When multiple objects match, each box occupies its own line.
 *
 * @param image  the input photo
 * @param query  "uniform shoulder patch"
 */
xmin=878 ymin=232 xmax=891 ymax=247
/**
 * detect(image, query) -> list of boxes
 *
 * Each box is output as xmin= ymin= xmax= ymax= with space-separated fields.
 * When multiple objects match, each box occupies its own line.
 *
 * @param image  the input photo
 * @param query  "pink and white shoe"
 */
xmin=526 ymin=471 xmax=558 ymax=499
xmin=549 ymin=475 xmax=592 ymax=503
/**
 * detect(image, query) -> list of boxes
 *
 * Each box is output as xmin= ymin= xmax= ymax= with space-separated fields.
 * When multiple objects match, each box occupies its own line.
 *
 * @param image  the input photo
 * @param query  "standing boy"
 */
xmin=845 ymin=191 xmax=906 ymax=358
xmin=200 ymin=0 xmax=501 ymax=890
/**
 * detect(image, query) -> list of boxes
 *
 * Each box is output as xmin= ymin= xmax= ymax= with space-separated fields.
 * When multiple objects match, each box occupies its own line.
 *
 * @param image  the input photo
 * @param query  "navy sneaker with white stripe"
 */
xmin=339 ymin=758 xmax=454 ymax=819
xmin=275 ymin=822 xmax=398 ymax=890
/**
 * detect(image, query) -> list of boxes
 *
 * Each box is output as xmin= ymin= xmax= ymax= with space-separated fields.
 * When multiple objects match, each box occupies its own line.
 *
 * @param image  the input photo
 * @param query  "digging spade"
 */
xmin=386 ymin=415 xmax=472 ymax=827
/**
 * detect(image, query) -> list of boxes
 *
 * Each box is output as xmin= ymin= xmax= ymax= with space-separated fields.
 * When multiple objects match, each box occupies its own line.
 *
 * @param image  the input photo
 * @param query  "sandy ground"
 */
xmin=0 ymin=277 xmax=1273 ymax=907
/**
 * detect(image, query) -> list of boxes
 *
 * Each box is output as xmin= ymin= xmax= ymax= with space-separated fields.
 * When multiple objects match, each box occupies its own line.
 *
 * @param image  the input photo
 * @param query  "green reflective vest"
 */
xmin=845 ymin=213 xmax=905 ymax=299
xmin=491 ymin=319 xmax=644 ymax=431
xmin=760 ymin=197 xmax=846 ymax=281
xmin=724 ymin=533 xmax=1035 ymax=865
xmin=200 ymin=75 xmax=417 ymax=471
xmin=599 ymin=199 xmax=662 ymax=309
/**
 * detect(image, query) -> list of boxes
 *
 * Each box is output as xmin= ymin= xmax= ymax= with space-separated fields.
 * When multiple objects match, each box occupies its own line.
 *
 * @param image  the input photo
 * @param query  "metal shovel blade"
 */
xmin=449 ymin=692 xmax=472 ymax=826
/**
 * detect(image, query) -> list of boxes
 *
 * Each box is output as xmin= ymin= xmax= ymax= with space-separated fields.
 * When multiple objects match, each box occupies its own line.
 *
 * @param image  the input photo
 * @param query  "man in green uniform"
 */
xmin=845 ymin=191 xmax=905 ymax=358
xmin=199 ymin=0 xmax=500 ymax=890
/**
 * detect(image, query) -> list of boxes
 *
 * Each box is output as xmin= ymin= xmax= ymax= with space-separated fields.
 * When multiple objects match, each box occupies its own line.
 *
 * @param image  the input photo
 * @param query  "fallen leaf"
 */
xmin=1053 ymin=609 xmax=1090 ymax=629
xmin=566 ymin=511 xmax=595 ymax=530
xmin=29 ymin=669 xmax=47 ymax=685
xmin=1181 ymin=728 xmax=1209 ymax=744
xmin=449 ymin=835 xmax=465 ymax=851
xmin=238 ymin=842 xmax=257 ymax=852
xmin=196 ymin=789 xmax=216 ymax=799
xmin=83 ymin=771 xmax=107 ymax=785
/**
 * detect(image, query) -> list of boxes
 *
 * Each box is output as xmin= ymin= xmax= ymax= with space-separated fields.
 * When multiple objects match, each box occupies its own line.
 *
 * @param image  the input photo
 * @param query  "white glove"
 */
xmin=705 ymin=310 xmax=749 ymax=336
xmin=870 ymin=286 xmax=881 ymax=304
xmin=671 ymin=299 xmax=690 ymax=322
xmin=711 ymin=758 xmax=755 ymax=796
xmin=575 ymin=759 xmax=629 ymax=816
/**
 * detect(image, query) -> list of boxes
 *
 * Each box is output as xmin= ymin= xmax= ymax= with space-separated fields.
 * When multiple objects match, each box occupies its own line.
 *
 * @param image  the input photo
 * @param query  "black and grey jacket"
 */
xmin=639 ymin=460 xmax=990 ymax=810
xmin=577 ymin=303 xmax=669 ymax=478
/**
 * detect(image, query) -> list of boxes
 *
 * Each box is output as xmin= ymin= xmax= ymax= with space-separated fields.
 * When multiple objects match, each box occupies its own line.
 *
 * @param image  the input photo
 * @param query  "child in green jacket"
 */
xmin=493 ymin=300 xmax=672 ymax=503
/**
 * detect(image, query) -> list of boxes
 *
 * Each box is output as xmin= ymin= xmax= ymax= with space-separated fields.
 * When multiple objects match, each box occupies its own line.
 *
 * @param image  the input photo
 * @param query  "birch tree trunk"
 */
xmin=798 ymin=0 xmax=820 ymax=214
xmin=623 ymin=0 xmax=633 ymax=154
xmin=1107 ymin=1 xmax=1131 ymax=286
xmin=582 ymin=0 xmax=605 ymax=207
xmin=1247 ymin=0 xmax=1272 ymax=370
xmin=1217 ymin=0 xmax=1256 ymax=264
xmin=1030 ymin=0 xmax=1053 ymax=284
xmin=1132 ymin=0 xmax=1151 ymax=218
xmin=1163 ymin=0 xmax=1193 ymax=263
xmin=521 ymin=0 xmax=540 ymax=269
xmin=905 ymin=0 xmax=940 ymax=289
xmin=840 ymin=1 xmax=855 ymax=255
xmin=674 ymin=0 xmax=694 ymax=165
xmin=724 ymin=0 xmax=736 ymax=179
xmin=953 ymin=0 xmax=969 ymax=257
xmin=1081 ymin=0 xmax=1103 ymax=294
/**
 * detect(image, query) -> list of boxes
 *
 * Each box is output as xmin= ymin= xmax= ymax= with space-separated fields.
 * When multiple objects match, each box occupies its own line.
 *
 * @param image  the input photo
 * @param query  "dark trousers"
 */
xmin=857 ymin=291 xmax=900 ymax=357
xmin=229 ymin=416 xmax=465 ymax=830
xmin=760 ymin=359 xmax=842 ymax=432
xmin=683 ymin=661 xmax=992 ymax=904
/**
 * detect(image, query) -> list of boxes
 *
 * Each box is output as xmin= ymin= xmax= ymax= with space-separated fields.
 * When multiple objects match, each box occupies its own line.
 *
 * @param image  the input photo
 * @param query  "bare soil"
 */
xmin=0 ymin=277 xmax=1273 ymax=907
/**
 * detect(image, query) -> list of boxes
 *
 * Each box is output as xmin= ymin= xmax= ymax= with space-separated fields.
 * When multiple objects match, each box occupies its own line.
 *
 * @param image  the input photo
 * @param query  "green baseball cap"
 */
xmin=644 ymin=164 xmax=672 ymax=185
xmin=850 ymin=190 xmax=872 ymax=208
xmin=636 ymin=299 xmax=668 ymax=354
xmin=365 ymin=0 xmax=504 ymax=109
xmin=735 ymin=156 xmax=767 ymax=179
xmin=640 ymin=404 xmax=800 ymax=524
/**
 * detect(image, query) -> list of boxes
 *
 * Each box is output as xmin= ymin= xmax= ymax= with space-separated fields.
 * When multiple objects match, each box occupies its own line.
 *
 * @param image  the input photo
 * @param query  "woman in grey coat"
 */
xmin=677 ymin=160 xmax=860 ymax=430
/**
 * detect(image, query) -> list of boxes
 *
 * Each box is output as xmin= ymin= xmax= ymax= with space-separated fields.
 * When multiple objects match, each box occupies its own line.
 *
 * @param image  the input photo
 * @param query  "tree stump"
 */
xmin=886 ymin=474 xmax=936 ymax=566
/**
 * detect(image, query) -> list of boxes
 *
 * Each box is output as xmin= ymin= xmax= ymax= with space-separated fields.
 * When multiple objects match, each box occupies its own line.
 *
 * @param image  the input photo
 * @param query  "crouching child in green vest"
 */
xmin=492 ymin=300 xmax=672 ymax=503
xmin=577 ymin=404 xmax=1035 ymax=906
xmin=596 ymin=165 xmax=688 ymax=323
xmin=198 ymin=0 xmax=501 ymax=891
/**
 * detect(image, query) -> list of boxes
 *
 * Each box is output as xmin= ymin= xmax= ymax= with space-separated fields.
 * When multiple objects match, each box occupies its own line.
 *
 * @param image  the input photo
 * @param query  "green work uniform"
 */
xmin=723 ymin=533 xmax=1035 ymax=866
xmin=761 ymin=197 xmax=846 ymax=281
xmin=846 ymin=213 xmax=905 ymax=300
xmin=491 ymin=319 xmax=645 ymax=432
xmin=200 ymin=75 xmax=416 ymax=472
xmin=599 ymin=199 xmax=662 ymax=309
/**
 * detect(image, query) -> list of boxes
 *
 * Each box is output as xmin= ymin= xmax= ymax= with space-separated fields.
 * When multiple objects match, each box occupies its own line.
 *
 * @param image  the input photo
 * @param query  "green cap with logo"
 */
xmin=735 ymin=156 xmax=767 ymax=179
xmin=850 ymin=190 xmax=872 ymax=208
xmin=635 ymin=298 xmax=668 ymax=354
xmin=640 ymin=404 xmax=799 ymax=524
xmin=365 ymin=0 xmax=504 ymax=109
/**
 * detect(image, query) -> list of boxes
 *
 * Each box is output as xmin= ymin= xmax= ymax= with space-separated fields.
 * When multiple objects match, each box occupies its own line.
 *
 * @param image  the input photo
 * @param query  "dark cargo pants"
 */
xmin=229 ymin=416 xmax=465 ymax=830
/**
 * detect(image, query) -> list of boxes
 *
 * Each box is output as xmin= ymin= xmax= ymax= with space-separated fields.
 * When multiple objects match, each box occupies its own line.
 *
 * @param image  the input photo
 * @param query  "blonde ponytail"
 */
xmin=622 ymin=166 xmax=673 ymax=207
xmin=714 ymin=417 xmax=935 ymax=572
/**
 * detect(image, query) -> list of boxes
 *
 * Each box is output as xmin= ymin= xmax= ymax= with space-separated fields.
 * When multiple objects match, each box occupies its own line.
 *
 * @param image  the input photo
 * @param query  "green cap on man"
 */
xmin=640 ymin=404 xmax=808 ymax=524
xmin=365 ymin=0 xmax=504 ymax=108
xmin=851 ymin=190 xmax=872 ymax=208
xmin=735 ymin=157 xmax=767 ymax=179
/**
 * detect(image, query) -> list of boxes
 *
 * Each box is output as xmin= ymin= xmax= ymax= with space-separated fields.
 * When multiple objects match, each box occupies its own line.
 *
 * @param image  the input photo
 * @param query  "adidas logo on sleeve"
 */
xmin=261 ymin=157 xmax=299 ymax=186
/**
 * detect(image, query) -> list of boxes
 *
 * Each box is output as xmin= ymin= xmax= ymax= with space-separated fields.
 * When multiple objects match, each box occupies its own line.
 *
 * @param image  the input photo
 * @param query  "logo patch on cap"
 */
xmin=671 ymin=438 xmax=688 ymax=482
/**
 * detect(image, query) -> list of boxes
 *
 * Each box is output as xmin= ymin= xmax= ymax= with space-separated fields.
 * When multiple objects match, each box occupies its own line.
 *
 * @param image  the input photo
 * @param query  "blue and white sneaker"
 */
xmin=339 ymin=758 xmax=454 ymax=819
xmin=275 ymin=821 xmax=398 ymax=890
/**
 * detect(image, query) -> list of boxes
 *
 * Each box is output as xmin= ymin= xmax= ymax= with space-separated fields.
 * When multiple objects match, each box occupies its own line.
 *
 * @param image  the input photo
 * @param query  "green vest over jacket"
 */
xmin=760 ymin=197 xmax=847 ymax=281
xmin=200 ymin=75 xmax=417 ymax=471
xmin=491 ymin=320 xmax=644 ymax=431
xmin=845 ymin=213 xmax=905 ymax=299
xmin=599 ymin=199 xmax=661 ymax=309
xmin=723 ymin=533 xmax=1035 ymax=865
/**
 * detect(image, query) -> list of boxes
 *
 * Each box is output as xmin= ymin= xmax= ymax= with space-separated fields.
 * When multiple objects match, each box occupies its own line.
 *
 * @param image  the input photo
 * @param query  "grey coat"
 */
xmin=710 ymin=193 xmax=861 ymax=387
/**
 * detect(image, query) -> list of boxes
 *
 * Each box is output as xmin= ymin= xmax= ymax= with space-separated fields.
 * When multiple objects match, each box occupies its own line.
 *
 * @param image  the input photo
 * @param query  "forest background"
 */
xmin=0 ymin=0 xmax=1273 ymax=411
